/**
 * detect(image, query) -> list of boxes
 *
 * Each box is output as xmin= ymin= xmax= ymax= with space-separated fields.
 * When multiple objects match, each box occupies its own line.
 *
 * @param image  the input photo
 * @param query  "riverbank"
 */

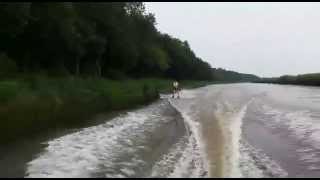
xmin=255 ymin=73 xmax=320 ymax=86
xmin=0 ymin=76 xmax=212 ymax=145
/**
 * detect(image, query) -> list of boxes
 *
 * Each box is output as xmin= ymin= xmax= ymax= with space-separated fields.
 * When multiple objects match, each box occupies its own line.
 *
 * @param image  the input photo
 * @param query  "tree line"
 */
xmin=256 ymin=73 xmax=320 ymax=86
xmin=0 ymin=2 xmax=259 ymax=82
xmin=0 ymin=2 xmax=210 ymax=80
xmin=212 ymin=68 xmax=260 ymax=82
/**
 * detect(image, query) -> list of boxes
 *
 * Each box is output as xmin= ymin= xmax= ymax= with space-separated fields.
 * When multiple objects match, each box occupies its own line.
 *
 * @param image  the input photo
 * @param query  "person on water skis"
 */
xmin=172 ymin=80 xmax=180 ymax=99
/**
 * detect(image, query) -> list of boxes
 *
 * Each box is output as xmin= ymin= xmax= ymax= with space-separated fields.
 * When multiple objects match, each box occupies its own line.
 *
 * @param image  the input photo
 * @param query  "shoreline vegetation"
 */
xmin=0 ymin=76 xmax=209 ymax=145
xmin=0 ymin=76 xmax=254 ymax=145
xmin=1 ymin=2 xmax=318 ymax=148
xmin=255 ymin=73 xmax=320 ymax=87
xmin=0 ymin=2 xmax=259 ymax=145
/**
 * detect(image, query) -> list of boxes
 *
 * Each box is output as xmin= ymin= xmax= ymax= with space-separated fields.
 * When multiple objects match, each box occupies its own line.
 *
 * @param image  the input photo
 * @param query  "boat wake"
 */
xmin=26 ymin=88 xmax=288 ymax=178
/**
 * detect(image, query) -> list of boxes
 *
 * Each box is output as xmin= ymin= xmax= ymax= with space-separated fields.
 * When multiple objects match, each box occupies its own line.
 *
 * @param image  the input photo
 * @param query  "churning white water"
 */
xmin=18 ymin=83 xmax=320 ymax=178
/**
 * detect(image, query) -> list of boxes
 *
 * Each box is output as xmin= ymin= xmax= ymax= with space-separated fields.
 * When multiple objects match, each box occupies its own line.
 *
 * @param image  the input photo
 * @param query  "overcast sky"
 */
xmin=145 ymin=2 xmax=320 ymax=77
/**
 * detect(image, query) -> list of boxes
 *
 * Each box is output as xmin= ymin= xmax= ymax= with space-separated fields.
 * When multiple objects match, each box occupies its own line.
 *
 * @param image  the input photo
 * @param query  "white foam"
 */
xmin=299 ymin=152 xmax=320 ymax=163
xmin=207 ymin=96 xmax=288 ymax=178
xmin=296 ymin=147 xmax=313 ymax=153
xmin=179 ymin=89 xmax=199 ymax=99
xmin=150 ymin=132 xmax=207 ymax=178
xmin=260 ymin=104 xmax=320 ymax=170
xmin=26 ymin=102 xmax=173 ymax=178
xmin=160 ymin=89 xmax=199 ymax=100
xmin=120 ymin=168 xmax=135 ymax=176
xmin=239 ymin=140 xmax=288 ymax=178
xmin=239 ymin=142 xmax=265 ymax=178
xmin=167 ymin=97 xmax=209 ymax=178
xmin=150 ymin=137 xmax=187 ymax=177
xmin=168 ymin=135 xmax=206 ymax=178
xmin=307 ymin=165 xmax=320 ymax=171
xmin=213 ymin=99 xmax=252 ymax=178
xmin=228 ymin=104 xmax=248 ymax=177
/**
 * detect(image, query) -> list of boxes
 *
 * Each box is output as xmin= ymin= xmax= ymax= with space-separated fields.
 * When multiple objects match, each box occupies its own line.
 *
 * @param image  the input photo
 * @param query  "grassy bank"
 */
xmin=0 ymin=76 xmax=211 ymax=145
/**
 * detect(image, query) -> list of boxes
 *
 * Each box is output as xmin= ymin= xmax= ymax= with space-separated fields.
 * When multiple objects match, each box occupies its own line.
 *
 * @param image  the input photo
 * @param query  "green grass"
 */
xmin=0 ymin=76 xmax=211 ymax=145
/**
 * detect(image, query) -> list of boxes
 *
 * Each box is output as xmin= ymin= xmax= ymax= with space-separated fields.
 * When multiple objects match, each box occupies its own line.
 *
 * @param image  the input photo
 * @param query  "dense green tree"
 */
xmin=0 ymin=2 xmax=255 ymax=82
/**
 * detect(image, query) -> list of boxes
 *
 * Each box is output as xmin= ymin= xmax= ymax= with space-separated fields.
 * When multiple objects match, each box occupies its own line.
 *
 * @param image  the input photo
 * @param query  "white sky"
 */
xmin=145 ymin=2 xmax=320 ymax=77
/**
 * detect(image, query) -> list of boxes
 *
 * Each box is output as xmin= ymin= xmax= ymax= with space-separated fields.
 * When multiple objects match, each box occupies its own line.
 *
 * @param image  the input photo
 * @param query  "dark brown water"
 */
xmin=2 ymin=83 xmax=320 ymax=178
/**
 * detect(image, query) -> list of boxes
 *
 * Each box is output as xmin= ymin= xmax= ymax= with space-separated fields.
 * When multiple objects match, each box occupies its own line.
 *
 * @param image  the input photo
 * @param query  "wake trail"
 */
xmin=26 ymin=100 xmax=185 ymax=178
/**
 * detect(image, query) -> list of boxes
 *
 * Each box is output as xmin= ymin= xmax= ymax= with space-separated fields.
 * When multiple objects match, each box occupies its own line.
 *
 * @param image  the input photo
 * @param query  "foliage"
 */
xmin=256 ymin=73 xmax=320 ymax=86
xmin=0 ymin=77 xmax=208 ymax=144
xmin=0 ymin=53 xmax=17 ymax=78
xmin=212 ymin=68 xmax=260 ymax=82
xmin=0 ymin=2 xmax=215 ymax=80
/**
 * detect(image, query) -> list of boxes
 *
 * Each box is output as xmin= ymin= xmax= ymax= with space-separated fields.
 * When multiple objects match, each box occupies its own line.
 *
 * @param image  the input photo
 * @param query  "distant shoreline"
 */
xmin=254 ymin=73 xmax=320 ymax=87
